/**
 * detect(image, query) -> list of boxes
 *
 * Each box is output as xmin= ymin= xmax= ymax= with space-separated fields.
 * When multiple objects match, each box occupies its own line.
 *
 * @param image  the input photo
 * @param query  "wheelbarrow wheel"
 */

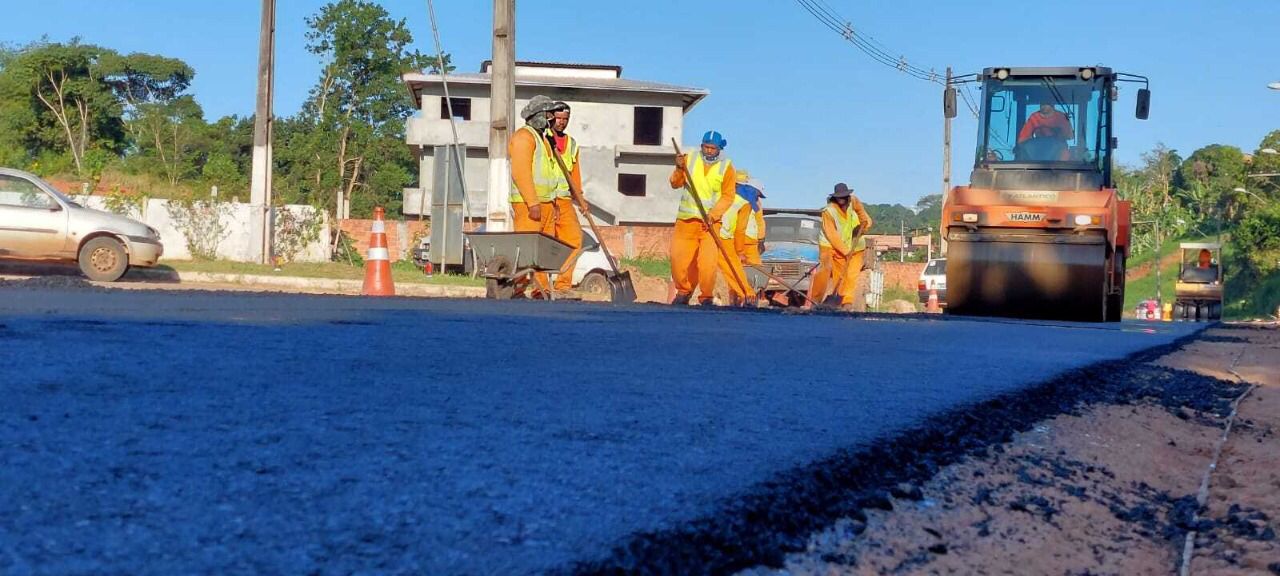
xmin=483 ymin=255 xmax=517 ymax=299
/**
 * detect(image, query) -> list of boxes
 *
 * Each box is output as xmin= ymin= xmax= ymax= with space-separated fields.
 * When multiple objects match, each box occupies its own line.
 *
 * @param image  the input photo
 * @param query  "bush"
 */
xmin=273 ymin=206 xmax=326 ymax=263
xmin=165 ymin=195 xmax=232 ymax=260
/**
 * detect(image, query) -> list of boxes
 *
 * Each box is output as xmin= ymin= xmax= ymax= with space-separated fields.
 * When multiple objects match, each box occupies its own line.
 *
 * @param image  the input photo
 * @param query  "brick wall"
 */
xmin=594 ymin=224 xmax=674 ymax=260
xmin=339 ymin=219 xmax=430 ymax=260
xmin=879 ymin=261 xmax=926 ymax=293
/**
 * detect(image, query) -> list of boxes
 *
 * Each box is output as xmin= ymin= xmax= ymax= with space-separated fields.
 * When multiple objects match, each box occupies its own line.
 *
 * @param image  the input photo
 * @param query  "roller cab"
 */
xmin=942 ymin=67 xmax=1149 ymax=322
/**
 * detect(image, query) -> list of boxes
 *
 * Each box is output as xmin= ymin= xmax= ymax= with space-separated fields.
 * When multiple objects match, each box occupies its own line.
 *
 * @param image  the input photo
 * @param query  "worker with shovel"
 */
xmin=669 ymin=131 xmax=741 ymax=306
xmin=733 ymin=171 xmax=767 ymax=267
xmin=546 ymin=101 xmax=588 ymax=297
xmin=808 ymin=183 xmax=873 ymax=310
xmin=508 ymin=95 xmax=581 ymax=299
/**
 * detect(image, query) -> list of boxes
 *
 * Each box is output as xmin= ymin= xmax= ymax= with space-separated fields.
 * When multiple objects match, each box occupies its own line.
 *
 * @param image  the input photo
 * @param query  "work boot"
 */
xmin=695 ymin=298 xmax=715 ymax=307
xmin=670 ymin=292 xmax=692 ymax=306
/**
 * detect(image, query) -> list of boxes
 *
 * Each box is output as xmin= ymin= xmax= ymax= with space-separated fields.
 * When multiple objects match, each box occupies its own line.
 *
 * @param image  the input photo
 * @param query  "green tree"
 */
xmin=0 ymin=40 xmax=127 ymax=175
xmin=279 ymin=0 xmax=446 ymax=217
xmin=1177 ymin=144 xmax=1248 ymax=227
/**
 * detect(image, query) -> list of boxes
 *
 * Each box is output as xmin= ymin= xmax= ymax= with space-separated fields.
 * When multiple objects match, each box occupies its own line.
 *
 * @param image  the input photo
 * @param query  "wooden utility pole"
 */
xmin=249 ymin=0 xmax=276 ymax=264
xmin=940 ymin=66 xmax=952 ymax=257
xmin=486 ymin=0 xmax=515 ymax=231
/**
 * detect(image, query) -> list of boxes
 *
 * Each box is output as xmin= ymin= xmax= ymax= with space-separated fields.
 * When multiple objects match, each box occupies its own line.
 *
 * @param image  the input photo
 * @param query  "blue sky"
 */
xmin=4 ymin=1 xmax=1279 ymax=209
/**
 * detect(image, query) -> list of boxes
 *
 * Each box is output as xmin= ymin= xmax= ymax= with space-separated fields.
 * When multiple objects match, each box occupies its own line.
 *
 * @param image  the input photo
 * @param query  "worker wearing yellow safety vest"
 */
xmin=731 ymin=172 xmax=767 ymax=267
xmin=544 ymin=101 xmax=587 ymax=294
xmin=507 ymin=95 xmax=588 ymax=298
xmin=669 ymin=131 xmax=741 ymax=306
xmin=712 ymin=170 xmax=756 ymax=306
xmin=808 ymin=182 xmax=873 ymax=309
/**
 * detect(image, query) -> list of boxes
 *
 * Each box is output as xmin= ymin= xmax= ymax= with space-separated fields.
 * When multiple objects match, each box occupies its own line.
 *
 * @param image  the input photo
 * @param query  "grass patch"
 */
xmin=874 ymin=285 xmax=920 ymax=312
xmin=1124 ymin=255 xmax=1179 ymax=313
xmin=621 ymin=257 xmax=670 ymax=279
xmin=161 ymin=260 xmax=484 ymax=287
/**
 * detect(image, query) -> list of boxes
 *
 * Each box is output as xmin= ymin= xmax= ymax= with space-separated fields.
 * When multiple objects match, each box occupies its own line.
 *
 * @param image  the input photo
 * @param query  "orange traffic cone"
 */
xmin=926 ymin=288 xmax=940 ymax=313
xmin=362 ymin=207 xmax=395 ymax=296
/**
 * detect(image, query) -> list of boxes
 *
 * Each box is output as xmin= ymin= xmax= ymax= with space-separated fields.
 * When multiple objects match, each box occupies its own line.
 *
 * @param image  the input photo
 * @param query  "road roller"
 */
xmin=942 ymin=66 xmax=1151 ymax=322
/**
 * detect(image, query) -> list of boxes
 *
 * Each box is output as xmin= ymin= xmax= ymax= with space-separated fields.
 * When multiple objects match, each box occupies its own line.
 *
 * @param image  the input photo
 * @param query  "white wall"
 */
xmin=405 ymin=84 xmax=691 ymax=224
xmin=71 ymin=196 xmax=331 ymax=262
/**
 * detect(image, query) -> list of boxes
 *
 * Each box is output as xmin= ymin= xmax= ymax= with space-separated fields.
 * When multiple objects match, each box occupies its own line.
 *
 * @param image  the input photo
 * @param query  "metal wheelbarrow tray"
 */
xmin=464 ymin=231 xmax=574 ymax=299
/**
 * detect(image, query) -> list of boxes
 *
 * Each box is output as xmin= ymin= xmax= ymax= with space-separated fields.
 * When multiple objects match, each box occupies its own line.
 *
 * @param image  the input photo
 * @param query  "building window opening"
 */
xmin=633 ymin=106 xmax=662 ymax=146
xmin=618 ymin=173 xmax=647 ymax=197
xmin=441 ymin=97 xmax=472 ymax=120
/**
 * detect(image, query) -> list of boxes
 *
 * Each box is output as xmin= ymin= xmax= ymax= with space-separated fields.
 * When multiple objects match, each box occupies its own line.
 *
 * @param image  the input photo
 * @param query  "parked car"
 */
xmin=754 ymin=212 xmax=822 ymax=307
xmin=0 ymin=168 xmax=162 ymax=281
xmin=918 ymin=257 xmax=947 ymax=306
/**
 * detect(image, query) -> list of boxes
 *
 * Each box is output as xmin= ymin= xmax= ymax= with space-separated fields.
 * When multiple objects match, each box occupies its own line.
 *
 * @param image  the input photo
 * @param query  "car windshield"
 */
xmin=924 ymin=259 xmax=946 ymax=275
xmin=763 ymin=216 xmax=821 ymax=244
xmin=977 ymin=76 xmax=1108 ymax=171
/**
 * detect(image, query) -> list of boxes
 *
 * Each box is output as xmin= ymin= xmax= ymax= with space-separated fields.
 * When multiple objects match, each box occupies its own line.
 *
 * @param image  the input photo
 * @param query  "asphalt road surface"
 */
xmin=0 ymin=287 xmax=1201 ymax=575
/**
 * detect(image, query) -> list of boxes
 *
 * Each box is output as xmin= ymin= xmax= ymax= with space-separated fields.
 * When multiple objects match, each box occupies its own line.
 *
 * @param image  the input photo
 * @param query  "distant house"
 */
xmin=401 ymin=61 xmax=709 ymax=225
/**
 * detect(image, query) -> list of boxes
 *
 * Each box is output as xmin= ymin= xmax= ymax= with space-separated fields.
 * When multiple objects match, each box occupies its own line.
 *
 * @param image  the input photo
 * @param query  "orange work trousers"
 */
xmin=512 ymin=199 xmax=583 ymax=293
xmin=716 ymin=234 xmax=752 ymax=300
xmin=549 ymin=197 xmax=583 ymax=292
xmin=671 ymin=218 xmax=720 ymax=303
xmin=808 ymin=247 xmax=865 ymax=305
xmin=512 ymin=201 xmax=553 ymax=294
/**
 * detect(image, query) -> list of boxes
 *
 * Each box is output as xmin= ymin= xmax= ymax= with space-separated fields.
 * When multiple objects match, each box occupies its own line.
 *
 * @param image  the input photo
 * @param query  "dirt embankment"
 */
xmin=743 ymin=325 xmax=1279 ymax=576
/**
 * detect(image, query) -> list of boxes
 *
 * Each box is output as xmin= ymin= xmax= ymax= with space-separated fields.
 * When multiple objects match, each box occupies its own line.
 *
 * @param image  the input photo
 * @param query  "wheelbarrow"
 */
xmin=464 ymin=231 xmax=574 ymax=299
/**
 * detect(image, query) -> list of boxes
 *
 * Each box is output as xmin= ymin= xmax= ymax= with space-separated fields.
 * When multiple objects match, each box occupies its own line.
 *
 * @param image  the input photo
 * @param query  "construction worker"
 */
xmin=1017 ymin=102 xmax=1074 ymax=144
xmin=508 ymin=95 xmax=580 ymax=298
xmin=1018 ymin=101 xmax=1074 ymax=161
xmin=1197 ymin=248 xmax=1213 ymax=269
xmin=545 ymin=101 xmax=588 ymax=295
xmin=733 ymin=173 xmax=767 ymax=267
xmin=808 ymin=183 xmax=873 ymax=309
xmin=670 ymin=130 xmax=741 ymax=306
xmin=712 ymin=170 xmax=755 ymax=306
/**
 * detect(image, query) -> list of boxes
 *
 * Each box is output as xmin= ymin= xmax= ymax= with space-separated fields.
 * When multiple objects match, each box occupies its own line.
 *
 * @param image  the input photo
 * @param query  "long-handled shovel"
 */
xmin=671 ymin=139 xmax=819 ymax=308
xmin=546 ymin=133 xmax=636 ymax=303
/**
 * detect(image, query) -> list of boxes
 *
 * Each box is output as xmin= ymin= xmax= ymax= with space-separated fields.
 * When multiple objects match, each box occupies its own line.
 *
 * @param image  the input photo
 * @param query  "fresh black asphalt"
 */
xmin=0 ymin=287 xmax=1202 ymax=574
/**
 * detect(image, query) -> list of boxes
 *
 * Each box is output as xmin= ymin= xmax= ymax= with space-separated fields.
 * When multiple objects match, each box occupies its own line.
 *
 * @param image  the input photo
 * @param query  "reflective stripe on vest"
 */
xmin=744 ymin=207 xmax=762 ymax=240
xmin=509 ymin=126 xmax=566 ymax=203
xmin=676 ymin=153 xmax=730 ymax=220
xmin=718 ymin=195 xmax=748 ymax=239
xmin=818 ymin=203 xmax=865 ymax=252
xmin=552 ymin=136 xmax=579 ymax=199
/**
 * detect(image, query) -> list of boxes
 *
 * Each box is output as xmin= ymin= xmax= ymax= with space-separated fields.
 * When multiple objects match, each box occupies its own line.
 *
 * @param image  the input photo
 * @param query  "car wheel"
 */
xmin=78 ymin=237 xmax=129 ymax=282
xmin=579 ymin=272 xmax=610 ymax=297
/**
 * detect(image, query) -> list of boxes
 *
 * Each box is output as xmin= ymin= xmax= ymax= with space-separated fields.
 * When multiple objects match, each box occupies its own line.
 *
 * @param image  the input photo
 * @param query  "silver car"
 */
xmin=0 ymin=167 xmax=163 ymax=281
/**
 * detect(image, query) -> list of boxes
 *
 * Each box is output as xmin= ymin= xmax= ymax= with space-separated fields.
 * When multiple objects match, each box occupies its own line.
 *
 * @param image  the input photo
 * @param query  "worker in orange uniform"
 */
xmin=733 ymin=173 xmax=766 ymax=267
xmin=670 ymin=131 xmax=742 ymax=306
xmin=1018 ymin=103 xmax=1074 ymax=144
xmin=507 ymin=95 xmax=582 ymax=298
xmin=711 ymin=169 xmax=756 ymax=306
xmin=544 ymin=101 xmax=588 ymax=296
xmin=808 ymin=183 xmax=873 ymax=310
xmin=1197 ymin=248 xmax=1213 ymax=269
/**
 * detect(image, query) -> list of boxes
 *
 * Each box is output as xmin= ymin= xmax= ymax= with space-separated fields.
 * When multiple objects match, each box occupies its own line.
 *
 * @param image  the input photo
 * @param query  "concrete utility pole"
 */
xmin=940 ymin=66 xmax=952 ymax=257
xmin=900 ymin=219 xmax=906 ymax=263
xmin=485 ymin=0 xmax=515 ymax=231
xmin=248 ymin=0 xmax=276 ymax=264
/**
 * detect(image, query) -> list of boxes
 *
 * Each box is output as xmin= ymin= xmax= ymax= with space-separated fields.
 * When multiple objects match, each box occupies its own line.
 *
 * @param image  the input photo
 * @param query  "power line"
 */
xmin=794 ymin=0 xmax=978 ymax=117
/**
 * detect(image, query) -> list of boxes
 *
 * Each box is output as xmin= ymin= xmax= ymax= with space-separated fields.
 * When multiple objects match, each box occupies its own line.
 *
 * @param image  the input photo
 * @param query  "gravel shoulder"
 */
xmin=742 ymin=324 xmax=1278 ymax=576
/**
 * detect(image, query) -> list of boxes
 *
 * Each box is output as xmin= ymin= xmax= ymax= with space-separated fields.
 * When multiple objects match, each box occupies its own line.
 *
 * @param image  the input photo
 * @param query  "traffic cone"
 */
xmin=362 ymin=207 xmax=395 ymax=297
xmin=926 ymin=288 xmax=940 ymax=313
